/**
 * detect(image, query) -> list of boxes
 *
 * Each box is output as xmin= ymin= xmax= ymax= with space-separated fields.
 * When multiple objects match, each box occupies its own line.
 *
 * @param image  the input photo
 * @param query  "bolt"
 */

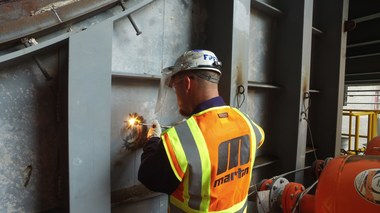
xmin=295 ymin=186 xmax=299 ymax=191
xmin=128 ymin=15 xmax=142 ymax=36
xmin=290 ymin=194 xmax=294 ymax=199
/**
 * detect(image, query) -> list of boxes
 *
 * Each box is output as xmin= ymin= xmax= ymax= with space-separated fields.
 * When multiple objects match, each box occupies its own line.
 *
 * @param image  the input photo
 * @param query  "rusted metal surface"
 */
xmin=0 ymin=0 xmax=57 ymax=23
xmin=0 ymin=0 xmax=120 ymax=50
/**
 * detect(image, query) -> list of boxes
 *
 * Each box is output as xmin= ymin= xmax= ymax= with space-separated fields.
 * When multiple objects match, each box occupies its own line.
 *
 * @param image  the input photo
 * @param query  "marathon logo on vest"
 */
xmin=213 ymin=135 xmax=251 ymax=188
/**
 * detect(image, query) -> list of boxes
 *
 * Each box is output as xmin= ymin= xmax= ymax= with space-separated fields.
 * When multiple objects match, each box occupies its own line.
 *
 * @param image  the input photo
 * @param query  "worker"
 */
xmin=138 ymin=49 xmax=265 ymax=212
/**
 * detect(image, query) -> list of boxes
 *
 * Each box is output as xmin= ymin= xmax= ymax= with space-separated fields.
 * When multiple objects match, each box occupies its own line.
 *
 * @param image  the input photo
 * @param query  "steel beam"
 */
xmin=310 ymin=0 xmax=348 ymax=158
xmin=68 ymin=20 xmax=112 ymax=213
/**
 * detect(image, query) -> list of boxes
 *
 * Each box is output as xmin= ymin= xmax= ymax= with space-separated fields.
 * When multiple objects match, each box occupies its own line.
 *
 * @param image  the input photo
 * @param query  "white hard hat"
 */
xmin=163 ymin=49 xmax=222 ymax=79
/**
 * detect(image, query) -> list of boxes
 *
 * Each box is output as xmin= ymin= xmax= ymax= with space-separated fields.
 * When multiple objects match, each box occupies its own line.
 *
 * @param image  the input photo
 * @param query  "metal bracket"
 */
xmin=21 ymin=38 xmax=53 ymax=81
xmin=119 ymin=0 xmax=142 ymax=36
xmin=52 ymin=7 xmax=63 ymax=23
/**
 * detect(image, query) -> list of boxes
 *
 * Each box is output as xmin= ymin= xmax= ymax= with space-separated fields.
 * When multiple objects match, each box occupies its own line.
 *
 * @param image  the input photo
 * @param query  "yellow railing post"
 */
xmin=355 ymin=115 xmax=360 ymax=151
xmin=368 ymin=114 xmax=373 ymax=144
xmin=342 ymin=110 xmax=380 ymax=155
xmin=348 ymin=112 xmax=352 ymax=150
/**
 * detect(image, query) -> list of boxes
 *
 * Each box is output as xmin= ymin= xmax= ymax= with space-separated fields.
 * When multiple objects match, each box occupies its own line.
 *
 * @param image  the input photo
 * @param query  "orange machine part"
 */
xmin=365 ymin=136 xmax=380 ymax=156
xmin=259 ymin=179 xmax=273 ymax=191
xmin=314 ymin=155 xmax=380 ymax=213
xmin=299 ymin=194 xmax=315 ymax=213
xmin=281 ymin=182 xmax=305 ymax=213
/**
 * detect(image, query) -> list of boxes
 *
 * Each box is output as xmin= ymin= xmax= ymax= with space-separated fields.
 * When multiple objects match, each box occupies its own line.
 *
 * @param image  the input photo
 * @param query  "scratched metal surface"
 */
xmin=0 ymin=54 xmax=60 ymax=212
xmin=248 ymin=7 xmax=276 ymax=83
xmin=0 ymin=0 xmax=59 ymax=24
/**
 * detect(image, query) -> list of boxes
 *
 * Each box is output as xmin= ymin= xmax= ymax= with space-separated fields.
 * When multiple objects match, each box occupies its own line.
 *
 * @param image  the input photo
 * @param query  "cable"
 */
xmin=304 ymin=118 xmax=318 ymax=161
xmin=276 ymin=166 xmax=312 ymax=178
xmin=301 ymin=91 xmax=318 ymax=161
xmin=291 ymin=180 xmax=319 ymax=213
xmin=236 ymin=85 xmax=246 ymax=109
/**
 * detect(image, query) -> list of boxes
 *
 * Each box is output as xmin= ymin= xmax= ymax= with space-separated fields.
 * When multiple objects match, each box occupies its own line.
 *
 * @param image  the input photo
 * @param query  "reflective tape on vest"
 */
xmin=169 ymin=197 xmax=248 ymax=213
xmin=162 ymin=106 xmax=264 ymax=212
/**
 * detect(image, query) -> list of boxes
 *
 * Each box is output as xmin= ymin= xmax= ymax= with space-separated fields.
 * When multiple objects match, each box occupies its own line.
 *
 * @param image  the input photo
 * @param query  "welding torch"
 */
xmin=138 ymin=123 xmax=172 ymax=129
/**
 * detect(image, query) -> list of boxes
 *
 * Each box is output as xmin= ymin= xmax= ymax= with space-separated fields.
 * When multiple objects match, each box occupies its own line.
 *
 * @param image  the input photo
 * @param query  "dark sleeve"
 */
xmin=138 ymin=137 xmax=180 ymax=194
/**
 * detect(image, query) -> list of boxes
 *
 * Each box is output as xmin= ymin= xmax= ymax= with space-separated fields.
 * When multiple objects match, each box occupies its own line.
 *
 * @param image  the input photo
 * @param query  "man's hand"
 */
xmin=147 ymin=119 xmax=162 ymax=139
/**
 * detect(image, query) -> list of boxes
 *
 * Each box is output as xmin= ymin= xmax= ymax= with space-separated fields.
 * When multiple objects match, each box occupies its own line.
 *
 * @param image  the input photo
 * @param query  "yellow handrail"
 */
xmin=342 ymin=109 xmax=379 ymax=154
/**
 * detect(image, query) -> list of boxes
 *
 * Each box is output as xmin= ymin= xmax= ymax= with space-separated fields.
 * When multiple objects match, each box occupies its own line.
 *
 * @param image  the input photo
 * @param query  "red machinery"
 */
xmin=365 ymin=136 xmax=380 ymax=156
xmin=256 ymin=155 xmax=380 ymax=213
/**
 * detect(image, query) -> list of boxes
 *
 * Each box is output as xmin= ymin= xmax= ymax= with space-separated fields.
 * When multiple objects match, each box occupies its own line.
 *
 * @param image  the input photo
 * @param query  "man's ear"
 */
xmin=184 ymin=75 xmax=192 ymax=92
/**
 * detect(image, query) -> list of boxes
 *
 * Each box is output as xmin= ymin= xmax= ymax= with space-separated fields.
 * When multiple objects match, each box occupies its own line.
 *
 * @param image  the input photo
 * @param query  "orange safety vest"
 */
xmin=161 ymin=106 xmax=265 ymax=213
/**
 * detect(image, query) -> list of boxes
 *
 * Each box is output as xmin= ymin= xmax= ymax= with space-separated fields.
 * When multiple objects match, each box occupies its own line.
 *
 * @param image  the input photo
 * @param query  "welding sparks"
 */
xmin=126 ymin=114 xmax=143 ymax=127
xmin=128 ymin=117 xmax=137 ymax=126
xmin=121 ymin=112 xmax=146 ymax=150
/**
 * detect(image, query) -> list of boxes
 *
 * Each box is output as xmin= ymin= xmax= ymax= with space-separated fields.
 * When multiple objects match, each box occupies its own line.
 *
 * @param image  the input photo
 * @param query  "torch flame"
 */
xmin=128 ymin=117 xmax=137 ymax=126
xmin=127 ymin=116 xmax=142 ymax=127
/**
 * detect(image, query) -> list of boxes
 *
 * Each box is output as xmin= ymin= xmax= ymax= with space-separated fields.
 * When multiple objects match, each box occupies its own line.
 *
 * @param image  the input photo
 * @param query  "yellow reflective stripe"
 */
xmin=174 ymin=121 xmax=203 ymax=209
xmin=162 ymin=128 xmax=188 ymax=181
xmin=170 ymin=196 xmax=247 ymax=213
xmin=232 ymin=108 xmax=257 ymax=169
xmin=253 ymin=122 xmax=265 ymax=148
xmin=221 ymin=198 xmax=247 ymax=213
xmin=187 ymin=117 xmax=211 ymax=211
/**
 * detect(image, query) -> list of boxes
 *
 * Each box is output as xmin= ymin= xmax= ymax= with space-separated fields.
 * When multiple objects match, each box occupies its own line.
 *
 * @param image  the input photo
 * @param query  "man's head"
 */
xmin=164 ymin=50 xmax=222 ymax=116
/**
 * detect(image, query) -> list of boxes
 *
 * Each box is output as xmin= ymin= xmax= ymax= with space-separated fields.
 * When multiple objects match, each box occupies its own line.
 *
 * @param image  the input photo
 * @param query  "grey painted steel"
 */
xmin=204 ymin=0 xmax=251 ymax=109
xmin=111 ymin=1 xmax=207 ymax=210
xmin=204 ymin=0 xmax=233 ymax=105
xmin=295 ymin=0 xmax=313 ymax=182
xmin=249 ymin=8 xmax=276 ymax=84
xmin=110 ymin=78 xmax=159 ymax=191
xmin=0 ymin=32 xmax=70 ymax=64
xmin=310 ymin=0 xmax=348 ymax=158
xmin=353 ymin=12 xmax=380 ymax=23
xmin=68 ymin=21 xmax=112 ymax=212
xmin=0 ymin=57 xmax=60 ymax=212
xmin=270 ymin=0 xmax=314 ymax=182
xmin=230 ymin=0 xmax=251 ymax=111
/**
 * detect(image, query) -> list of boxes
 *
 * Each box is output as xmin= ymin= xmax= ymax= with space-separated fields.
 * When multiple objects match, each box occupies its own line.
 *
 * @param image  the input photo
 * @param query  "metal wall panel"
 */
xmin=110 ymin=78 xmax=159 ymax=191
xmin=0 ymin=56 xmax=60 ymax=211
xmin=249 ymin=8 xmax=275 ymax=83
xmin=111 ymin=0 xmax=206 ymax=211
xmin=113 ymin=0 xmax=164 ymax=74
xmin=68 ymin=20 xmax=112 ymax=213
xmin=309 ymin=0 xmax=348 ymax=158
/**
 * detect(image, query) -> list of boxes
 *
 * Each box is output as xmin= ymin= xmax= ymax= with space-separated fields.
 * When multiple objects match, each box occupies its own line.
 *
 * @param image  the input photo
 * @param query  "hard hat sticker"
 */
xmin=354 ymin=169 xmax=380 ymax=205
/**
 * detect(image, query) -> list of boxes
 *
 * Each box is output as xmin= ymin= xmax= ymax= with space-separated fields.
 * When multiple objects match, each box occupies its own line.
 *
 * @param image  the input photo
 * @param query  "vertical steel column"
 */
xmin=68 ymin=21 xmax=112 ymax=212
xmin=310 ymin=0 xmax=348 ymax=158
xmin=204 ymin=0 xmax=251 ymax=109
xmin=271 ymin=0 xmax=314 ymax=182
xmin=230 ymin=0 xmax=251 ymax=110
